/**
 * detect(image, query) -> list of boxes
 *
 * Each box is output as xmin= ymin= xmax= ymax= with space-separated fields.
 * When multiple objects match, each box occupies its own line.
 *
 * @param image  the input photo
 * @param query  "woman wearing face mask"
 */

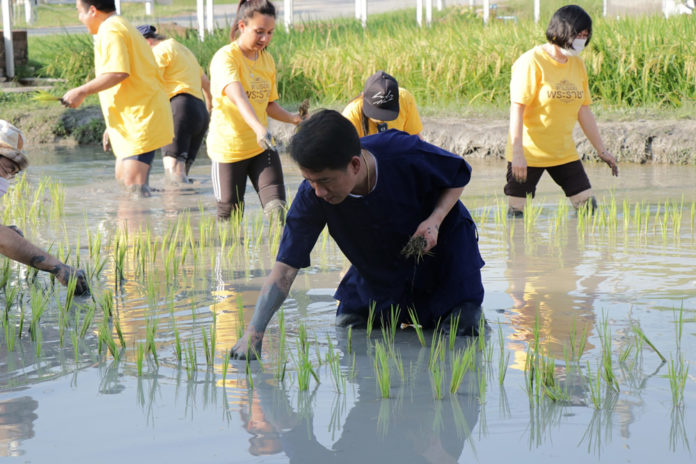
xmin=207 ymin=0 xmax=303 ymax=221
xmin=505 ymin=4 xmax=618 ymax=217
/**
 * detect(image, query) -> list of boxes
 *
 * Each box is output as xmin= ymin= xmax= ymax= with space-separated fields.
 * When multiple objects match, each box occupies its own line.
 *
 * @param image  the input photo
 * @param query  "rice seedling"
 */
xmin=366 ymin=301 xmax=377 ymax=337
xmin=146 ymin=318 xmax=159 ymax=366
xmin=632 ymin=324 xmax=666 ymax=363
xmin=29 ymin=286 xmax=48 ymax=341
xmin=667 ymin=354 xmax=689 ymax=407
xmin=674 ymin=302 xmax=684 ymax=351
xmin=70 ymin=328 xmax=79 ymax=364
xmin=293 ymin=340 xmax=319 ymax=391
xmin=98 ymin=319 xmax=120 ymax=361
xmin=173 ymin=326 xmax=182 ymax=362
xmin=3 ymin=314 xmax=17 ymax=352
xmin=497 ymin=326 xmax=510 ymax=385
xmin=373 ymin=341 xmax=391 ymax=398
xmin=585 ymin=361 xmax=603 ymax=409
xmin=428 ymin=330 xmax=444 ymax=369
xmin=136 ymin=343 xmax=145 ymax=376
xmin=185 ymin=339 xmax=197 ymax=380
xmin=246 ymin=358 xmax=254 ymax=390
xmin=568 ymin=318 xmax=588 ymax=362
xmin=450 ymin=344 xmax=476 ymax=394
xmin=448 ymin=313 xmax=460 ymax=351
xmin=326 ymin=336 xmax=345 ymax=392
xmin=596 ymin=313 xmax=619 ymax=392
xmin=78 ymin=301 xmax=95 ymax=338
xmin=407 ymin=307 xmax=426 ymax=346
xmin=221 ymin=350 xmax=231 ymax=383
xmin=429 ymin=358 xmax=445 ymax=400
xmin=400 ymin=235 xmax=430 ymax=262
xmin=392 ymin=348 xmax=405 ymax=383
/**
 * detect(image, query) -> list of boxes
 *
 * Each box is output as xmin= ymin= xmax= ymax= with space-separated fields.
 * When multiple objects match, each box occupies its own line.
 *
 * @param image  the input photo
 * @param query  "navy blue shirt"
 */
xmin=276 ymin=130 xmax=484 ymax=324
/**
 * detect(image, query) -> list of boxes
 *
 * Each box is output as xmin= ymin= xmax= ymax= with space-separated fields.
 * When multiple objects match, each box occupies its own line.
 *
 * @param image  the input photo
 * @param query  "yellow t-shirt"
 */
xmin=94 ymin=15 xmax=173 ymax=159
xmin=341 ymin=87 xmax=423 ymax=138
xmin=505 ymin=45 xmax=592 ymax=167
xmin=151 ymin=38 xmax=204 ymax=101
xmin=206 ymin=42 xmax=279 ymax=163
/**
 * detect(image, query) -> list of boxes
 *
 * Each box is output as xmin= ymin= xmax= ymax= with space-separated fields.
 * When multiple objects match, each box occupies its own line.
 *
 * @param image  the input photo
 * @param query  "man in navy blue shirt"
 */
xmin=231 ymin=109 xmax=485 ymax=359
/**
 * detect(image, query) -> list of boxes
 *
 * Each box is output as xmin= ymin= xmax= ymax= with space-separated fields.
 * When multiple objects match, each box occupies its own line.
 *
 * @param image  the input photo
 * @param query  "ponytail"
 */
xmin=230 ymin=0 xmax=276 ymax=40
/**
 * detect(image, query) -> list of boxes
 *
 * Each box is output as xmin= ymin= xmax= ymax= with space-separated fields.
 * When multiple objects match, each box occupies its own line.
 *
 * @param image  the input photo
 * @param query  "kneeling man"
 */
xmin=232 ymin=110 xmax=485 ymax=359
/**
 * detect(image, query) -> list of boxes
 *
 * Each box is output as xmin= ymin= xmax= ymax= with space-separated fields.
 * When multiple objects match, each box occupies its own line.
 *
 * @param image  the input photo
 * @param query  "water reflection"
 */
xmin=0 ymin=396 xmax=38 ymax=457
xmin=232 ymin=330 xmax=482 ymax=462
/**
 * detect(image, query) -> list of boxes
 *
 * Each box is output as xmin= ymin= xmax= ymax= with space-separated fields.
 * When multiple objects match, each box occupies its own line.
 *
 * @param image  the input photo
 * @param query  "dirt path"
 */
xmin=11 ymin=105 xmax=696 ymax=164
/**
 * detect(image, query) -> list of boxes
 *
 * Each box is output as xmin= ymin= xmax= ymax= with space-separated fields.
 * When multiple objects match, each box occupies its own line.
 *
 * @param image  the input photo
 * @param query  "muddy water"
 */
xmin=0 ymin=147 xmax=694 ymax=462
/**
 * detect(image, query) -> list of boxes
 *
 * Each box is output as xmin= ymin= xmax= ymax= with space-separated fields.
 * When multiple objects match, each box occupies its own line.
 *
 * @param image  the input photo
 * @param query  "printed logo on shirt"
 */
xmin=245 ymin=76 xmax=271 ymax=102
xmin=546 ymin=80 xmax=584 ymax=103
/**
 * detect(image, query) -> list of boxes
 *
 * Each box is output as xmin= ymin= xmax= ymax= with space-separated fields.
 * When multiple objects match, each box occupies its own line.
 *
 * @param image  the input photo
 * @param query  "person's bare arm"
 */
xmin=578 ymin=105 xmax=619 ymax=176
xmin=509 ymin=102 xmax=527 ymax=182
xmin=413 ymin=186 xmax=464 ymax=252
xmin=0 ymin=225 xmax=89 ymax=295
xmin=266 ymin=101 xmax=301 ymax=125
xmin=224 ymin=81 xmax=268 ymax=146
xmin=62 ymin=72 xmax=129 ymax=108
xmin=231 ymin=261 xmax=299 ymax=360
xmin=201 ymin=73 xmax=213 ymax=113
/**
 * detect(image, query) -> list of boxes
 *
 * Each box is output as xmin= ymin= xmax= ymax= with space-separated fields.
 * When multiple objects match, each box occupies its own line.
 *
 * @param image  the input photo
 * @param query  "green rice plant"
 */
xmin=428 ymin=331 xmax=444 ymax=369
xmin=221 ymin=350 xmax=231 ymax=383
xmin=596 ymin=313 xmax=619 ymax=392
xmin=113 ymin=314 xmax=125 ymax=349
xmin=3 ymin=284 xmax=19 ymax=319
xmin=29 ymin=286 xmax=49 ymax=341
xmin=136 ymin=343 xmax=145 ymax=376
xmin=173 ymin=326 xmax=182 ymax=362
xmin=477 ymin=363 xmax=487 ymax=405
xmin=568 ymin=318 xmax=588 ymax=362
xmin=293 ymin=338 xmax=319 ymax=391
xmin=185 ymin=339 xmax=197 ymax=380
xmin=448 ymin=313 xmax=460 ymax=351
xmin=3 ymin=314 xmax=16 ymax=352
xmin=366 ymin=301 xmax=377 ymax=337
xmin=70 ymin=329 xmax=79 ymax=364
xmin=274 ymin=309 xmax=287 ymax=381
xmin=326 ymin=336 xmax=345 ymax=392
xmin=667 ymin=354 xmax=689 ymax=408
xmin=586 ymin=361 xmax=603 ymax=409
xmin=407 ymin=307 xmax=426 ymax=346
xmin=201 ymin=326 xmax=212 ymax=368
xmin=78 ymin=301 xmax=95 ymax=338
xmin=373 ymin=341 xmax=391 ymax=398
xmin=633 ymin=324 xmax=666 ymax=363
xmin=497 ymin=325 xmax=510 ymax=385
xmin=674 ymin=302 xmax=684 ymax=351
xmin=246 ymin=358 xmax=254 ymax=390
xmin=431 ymin=360 xmax=445 ymax=400
xmin=98 ymin=319 xmax=119 ymax=361
xmin=392 ymin=348 xmax=405 ymax=383
xmin=450 ymin=344 xmax=476 ymax=394
xmin=146 ymin=318 xmax=158 ymax=366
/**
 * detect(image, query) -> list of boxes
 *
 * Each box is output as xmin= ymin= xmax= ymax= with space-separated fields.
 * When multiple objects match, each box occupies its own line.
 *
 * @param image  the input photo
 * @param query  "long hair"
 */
xmin=230 ymin=0 xmax=276 ymax=41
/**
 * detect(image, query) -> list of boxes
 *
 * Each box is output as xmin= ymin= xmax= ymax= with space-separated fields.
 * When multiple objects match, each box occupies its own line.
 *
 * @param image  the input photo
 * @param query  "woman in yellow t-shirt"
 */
xmin=342 ymin=70 xmax=423 ymax=139
xmin=207 ymin=0 xmax=302 ymax=220
xmin=138 ymin=25 xmax=212 ymax=184
xmin=505 ymin=5 xmax=618 ymax=217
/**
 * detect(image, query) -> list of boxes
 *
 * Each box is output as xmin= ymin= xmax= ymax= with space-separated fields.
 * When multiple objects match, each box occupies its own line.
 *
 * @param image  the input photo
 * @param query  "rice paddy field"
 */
xmin=0 ymin=145 xmax=694 ymax=462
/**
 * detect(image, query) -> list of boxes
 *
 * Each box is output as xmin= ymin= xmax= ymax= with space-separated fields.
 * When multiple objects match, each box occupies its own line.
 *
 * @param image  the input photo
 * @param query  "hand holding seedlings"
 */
xmin=298 ymin=98 xmax=310 ymax=120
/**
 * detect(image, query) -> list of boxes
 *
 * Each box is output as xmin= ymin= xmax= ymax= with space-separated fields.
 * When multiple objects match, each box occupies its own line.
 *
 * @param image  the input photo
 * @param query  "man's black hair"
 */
xmin=289 ymin=109 xmax=361 ymax=172
xmin=79 ymin=0 xmax=117 ymax=13
xmin=545 ymin=5 xmax=592 ymax=49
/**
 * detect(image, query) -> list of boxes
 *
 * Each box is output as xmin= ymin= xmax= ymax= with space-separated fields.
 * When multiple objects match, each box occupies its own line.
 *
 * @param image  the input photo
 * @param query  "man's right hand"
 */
xmin=61 ymin=87 xmax=87 ymax=109
xmin=230 ymin=328 xmax=264 ymax=360
xmin=511 ymin=148 xmax=527 ymax=183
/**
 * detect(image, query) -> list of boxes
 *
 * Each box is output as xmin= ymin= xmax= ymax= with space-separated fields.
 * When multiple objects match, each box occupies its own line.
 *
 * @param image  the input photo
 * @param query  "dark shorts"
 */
xmin=123 ymin=150 xmax=155 ymax=166
xmin=162 ymin=93 xmax=209 ymax=166
xmin=211 ymin=149 xmax=286 ymax=219
xmin=504 ymin=159 xmax=591 ymax=198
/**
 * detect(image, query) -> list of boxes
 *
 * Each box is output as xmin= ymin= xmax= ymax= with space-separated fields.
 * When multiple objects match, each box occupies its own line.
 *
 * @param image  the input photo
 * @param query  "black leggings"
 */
xmin=162 ymin=93 xmax=209 ymax=172
xmin=211 ymin=149 xmax=286 ymax=219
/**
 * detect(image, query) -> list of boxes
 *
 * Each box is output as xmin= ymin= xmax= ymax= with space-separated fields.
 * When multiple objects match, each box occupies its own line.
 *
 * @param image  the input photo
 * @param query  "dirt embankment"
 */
xmin=12 ymin=105 xmax=696 ymax=164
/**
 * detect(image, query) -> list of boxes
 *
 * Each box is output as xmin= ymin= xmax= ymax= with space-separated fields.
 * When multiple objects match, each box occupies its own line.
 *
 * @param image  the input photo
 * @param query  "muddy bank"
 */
xmin=10 ymin=105 xmax=696 ymax=164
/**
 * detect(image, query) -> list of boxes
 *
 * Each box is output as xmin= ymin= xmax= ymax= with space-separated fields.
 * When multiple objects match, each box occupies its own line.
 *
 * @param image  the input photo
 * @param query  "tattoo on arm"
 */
xmin=29 ymin=255 xmax=46 ymax=268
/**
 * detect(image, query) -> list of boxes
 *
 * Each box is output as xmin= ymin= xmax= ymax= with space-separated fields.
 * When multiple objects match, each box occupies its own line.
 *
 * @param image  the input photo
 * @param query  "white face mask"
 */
xmin=560 ymin=38 xmax=587 ymax=57
xmin=0 ymin=177 xmax=9 ymax=198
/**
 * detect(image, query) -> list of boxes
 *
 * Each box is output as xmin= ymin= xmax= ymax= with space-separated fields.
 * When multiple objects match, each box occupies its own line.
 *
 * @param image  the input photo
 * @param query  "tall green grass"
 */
xmin=28 ymin=7 xmax=696 ymax=109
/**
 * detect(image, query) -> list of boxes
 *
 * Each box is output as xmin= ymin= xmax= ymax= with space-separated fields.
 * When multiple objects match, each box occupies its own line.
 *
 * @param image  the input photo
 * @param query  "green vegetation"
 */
xmin=19 ymin=2 xmax=696 ymax=114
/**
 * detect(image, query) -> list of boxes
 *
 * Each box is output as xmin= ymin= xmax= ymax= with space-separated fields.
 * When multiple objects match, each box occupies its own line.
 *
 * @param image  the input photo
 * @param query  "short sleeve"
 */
xmin=509 ymin=52 xmax=539 ymax=105
xmin=400 ymin=90 xmax=423 ymax=135
xmin=341 ymin=99 xmax=364 ymax=137
xmin=580 ymin=60 xmax=592 ymax=105
xmin=275 ymin=183 xmax=326 ymax=269
xmin=209 ymin=47 xmax=241 ymax=98
xmin=95 ymin=27 xmax=130 ymax=75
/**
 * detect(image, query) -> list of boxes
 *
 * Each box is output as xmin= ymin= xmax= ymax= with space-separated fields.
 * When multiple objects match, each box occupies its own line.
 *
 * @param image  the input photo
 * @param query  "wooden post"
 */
xmin=2 ymin=0 xmax=14 ymax=78
xmin=197 ymin=0 xmax=205 ymax=40
xmin=284 ymin=0 xmax=293 ymax=32
xmin=206 ymin=0 xmax=214 ymax=33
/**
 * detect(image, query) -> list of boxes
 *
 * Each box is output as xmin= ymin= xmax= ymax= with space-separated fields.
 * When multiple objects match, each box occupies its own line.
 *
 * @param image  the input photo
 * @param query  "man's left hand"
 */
xmin=414 ymin=218 xmax=440 ymax=253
